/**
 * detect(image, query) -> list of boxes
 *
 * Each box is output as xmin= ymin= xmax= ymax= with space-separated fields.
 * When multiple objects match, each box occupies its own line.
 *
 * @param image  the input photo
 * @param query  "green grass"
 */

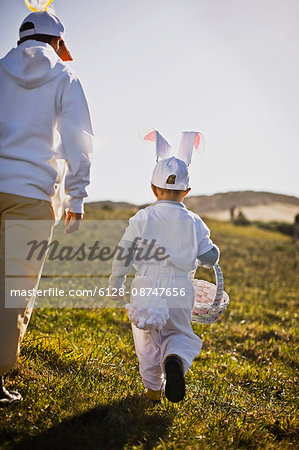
xmin=0 ymin=212 xmax=298 ymax=449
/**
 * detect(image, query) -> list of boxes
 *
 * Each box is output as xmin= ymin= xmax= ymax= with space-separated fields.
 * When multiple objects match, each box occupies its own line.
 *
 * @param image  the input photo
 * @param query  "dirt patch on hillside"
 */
xmin=199 ymin=203 xmax=299 ymax=223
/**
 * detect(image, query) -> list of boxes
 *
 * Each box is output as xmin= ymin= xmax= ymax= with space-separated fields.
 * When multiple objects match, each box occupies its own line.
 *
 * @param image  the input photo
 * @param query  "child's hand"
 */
xmin=112 ymin=294 xmax=125 ymax=301
xmin=107 ymin=287 xmax=125 ymax=302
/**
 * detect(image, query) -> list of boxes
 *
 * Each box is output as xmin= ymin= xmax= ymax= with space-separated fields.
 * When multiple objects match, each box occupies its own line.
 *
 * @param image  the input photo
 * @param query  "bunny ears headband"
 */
xmin=24 ymin=0 xmax=54 ymax=12
xmin=139 ymin=128 xmax=205 ymax=165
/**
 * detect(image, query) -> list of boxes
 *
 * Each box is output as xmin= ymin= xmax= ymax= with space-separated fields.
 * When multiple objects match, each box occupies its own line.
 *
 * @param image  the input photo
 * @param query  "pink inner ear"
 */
xmin=144 ymin=131 xmax=156 ymax=142
xmin=194 ymin=133 xmax=200 ymax=149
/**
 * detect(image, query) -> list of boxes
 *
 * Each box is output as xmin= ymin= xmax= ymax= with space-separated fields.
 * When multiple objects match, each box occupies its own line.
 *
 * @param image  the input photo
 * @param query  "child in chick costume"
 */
xmin=109 ymin=129 xmax=219 ymax=403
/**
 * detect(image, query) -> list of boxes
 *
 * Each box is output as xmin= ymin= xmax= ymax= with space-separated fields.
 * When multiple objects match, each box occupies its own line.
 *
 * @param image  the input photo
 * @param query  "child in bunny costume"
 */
xmin=109 ymin=129 xmax=219 ymax=403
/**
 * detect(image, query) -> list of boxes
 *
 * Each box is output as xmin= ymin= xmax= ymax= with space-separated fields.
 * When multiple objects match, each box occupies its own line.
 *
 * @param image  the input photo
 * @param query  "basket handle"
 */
xmin=212 ymin=264 xmax=224 ymax=307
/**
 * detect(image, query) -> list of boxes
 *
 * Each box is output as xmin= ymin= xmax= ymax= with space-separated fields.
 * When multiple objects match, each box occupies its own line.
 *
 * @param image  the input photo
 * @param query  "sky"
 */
xmin=1 ymin=0 xmax=299 ymax=204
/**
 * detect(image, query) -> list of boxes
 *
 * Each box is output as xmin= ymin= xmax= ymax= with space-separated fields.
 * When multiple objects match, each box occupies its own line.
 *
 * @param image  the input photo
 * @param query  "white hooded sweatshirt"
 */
xmin=0 ymin=40 xmax=93 ymax=214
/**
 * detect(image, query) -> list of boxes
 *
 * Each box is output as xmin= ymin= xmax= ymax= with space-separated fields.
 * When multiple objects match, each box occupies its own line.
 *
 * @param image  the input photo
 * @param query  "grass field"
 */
xmin=0 ymin=207 xmax=298 ymax=449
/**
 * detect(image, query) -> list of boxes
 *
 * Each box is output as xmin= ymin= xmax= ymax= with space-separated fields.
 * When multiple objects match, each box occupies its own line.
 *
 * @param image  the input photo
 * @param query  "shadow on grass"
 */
xmin=7 ymin=395 xmax=171 ymax=450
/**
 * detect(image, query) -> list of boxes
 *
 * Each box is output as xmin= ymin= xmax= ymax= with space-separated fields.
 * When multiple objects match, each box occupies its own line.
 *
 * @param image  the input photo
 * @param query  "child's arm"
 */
xmin=108 ymin=210 xmax=143 ymax=293
xmin=108 ymin=239 xmax=136 ymax=291
xmin=197 ymin=245 xmax=220 ymax=268
xmin=196 ymin=216 xmax=220 ymax=268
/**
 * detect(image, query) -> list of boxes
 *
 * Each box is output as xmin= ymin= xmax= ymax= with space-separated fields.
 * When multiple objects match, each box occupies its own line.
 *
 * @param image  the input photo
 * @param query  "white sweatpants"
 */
xmin=130 ymin=265 xmax=202 ymax=391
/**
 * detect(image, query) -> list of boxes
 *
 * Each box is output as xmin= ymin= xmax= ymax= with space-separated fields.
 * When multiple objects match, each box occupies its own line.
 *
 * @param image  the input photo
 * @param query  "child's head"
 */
xmin=151 ymin=156 xmax=191 ymax=202
xmin=151 ymin=184 xmax=190 ymax=202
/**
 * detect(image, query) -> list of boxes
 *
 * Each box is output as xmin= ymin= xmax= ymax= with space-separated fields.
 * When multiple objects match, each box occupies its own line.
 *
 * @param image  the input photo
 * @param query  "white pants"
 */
xmin=130 ymin=265 xmax=202 ymax=391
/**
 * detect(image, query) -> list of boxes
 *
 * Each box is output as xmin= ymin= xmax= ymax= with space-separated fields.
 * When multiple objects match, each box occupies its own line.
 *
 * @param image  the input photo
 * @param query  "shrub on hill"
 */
xmin=253 ymin=221 xmax=294 ymax=236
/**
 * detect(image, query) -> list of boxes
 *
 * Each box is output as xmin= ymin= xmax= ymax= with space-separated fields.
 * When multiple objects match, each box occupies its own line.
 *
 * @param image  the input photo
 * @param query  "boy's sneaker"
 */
xmin=144 ymin=388 xmax=161 ymax=405
xmin=164 ymin=354 xmax=185 ymax=403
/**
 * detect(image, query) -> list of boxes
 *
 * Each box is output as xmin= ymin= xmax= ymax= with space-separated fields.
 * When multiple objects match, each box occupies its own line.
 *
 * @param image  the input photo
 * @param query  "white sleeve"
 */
xmin=121 ymin=209 xmax=144 ymax=241
xmin=197 ymin=245 xmax=220 ymax=268
xmin=197 ymin=217 xmax=215 ymax=256
xmin=108 ymin=239 xmax=136 ymax=289
xmin=64 ymin=153 xmax=90 ymax=213
xmin=57 ymin=74 xmax=93 ymax=214
xmin=108 ymin=211 xmax=143 ymax=289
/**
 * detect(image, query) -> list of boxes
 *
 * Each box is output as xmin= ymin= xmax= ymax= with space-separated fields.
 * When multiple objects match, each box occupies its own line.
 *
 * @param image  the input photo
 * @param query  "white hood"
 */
xmin=0 ymin=40 xmax=67 ymax=89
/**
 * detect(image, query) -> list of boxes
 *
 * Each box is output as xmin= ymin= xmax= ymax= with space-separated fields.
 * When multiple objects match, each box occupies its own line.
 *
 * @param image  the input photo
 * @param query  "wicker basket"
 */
xmin=191 ymin=264 xmax=229 ymax=324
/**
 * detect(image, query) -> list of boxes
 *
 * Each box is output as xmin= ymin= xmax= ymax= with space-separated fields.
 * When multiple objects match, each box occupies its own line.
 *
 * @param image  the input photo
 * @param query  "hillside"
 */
xmin=86 ymin=200 xmax=138 ymax=211
xmin=86 ymin=191 xmax=299 ymax=223
xmin=184 ymin=191 xmax=299 ymax=222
